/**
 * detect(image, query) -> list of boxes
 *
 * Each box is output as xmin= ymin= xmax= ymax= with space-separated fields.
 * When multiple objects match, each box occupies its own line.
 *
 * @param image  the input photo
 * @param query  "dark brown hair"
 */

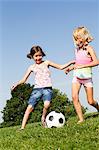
xmin=27 ymin=46 xmax=46 ymax=59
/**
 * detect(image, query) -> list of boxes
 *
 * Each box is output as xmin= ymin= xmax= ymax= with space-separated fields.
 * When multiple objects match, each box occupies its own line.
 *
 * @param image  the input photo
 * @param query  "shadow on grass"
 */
xmin=85 ymin=112 xmax=99 ymax=120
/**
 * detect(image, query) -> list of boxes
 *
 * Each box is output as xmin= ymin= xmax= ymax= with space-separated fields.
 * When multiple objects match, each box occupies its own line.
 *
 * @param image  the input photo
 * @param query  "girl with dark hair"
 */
xmin=11 ymin=45 xmax=74 ymax=129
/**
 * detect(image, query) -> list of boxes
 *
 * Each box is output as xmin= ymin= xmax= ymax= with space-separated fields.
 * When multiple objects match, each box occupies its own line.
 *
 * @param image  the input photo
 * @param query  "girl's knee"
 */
xmin=72 ymin=94 xmax=79 ymax=102
xmin=25 ymin=105 xmax=33 ymax=113
xmin=44 ymin=101 xmax=50 ymax=109
xmin=88 ymin=100 xmax=95 ymax=106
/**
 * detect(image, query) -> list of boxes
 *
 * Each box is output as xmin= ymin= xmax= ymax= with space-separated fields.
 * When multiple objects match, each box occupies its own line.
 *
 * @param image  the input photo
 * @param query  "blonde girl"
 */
xmin=65 ymin=26 xmax=99 ymax=124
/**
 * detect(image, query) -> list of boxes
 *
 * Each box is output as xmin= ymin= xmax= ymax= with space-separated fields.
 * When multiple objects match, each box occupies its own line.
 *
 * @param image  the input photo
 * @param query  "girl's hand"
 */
xmin=64 ymin=68 xmax=70 ymax=74
xmin=11 ymin=83 xmax=18 ymax=91
xmin=64 ymin=65 xmax=75 ymax=74
xmin=11 ymin=65 xmax=33 ymax=91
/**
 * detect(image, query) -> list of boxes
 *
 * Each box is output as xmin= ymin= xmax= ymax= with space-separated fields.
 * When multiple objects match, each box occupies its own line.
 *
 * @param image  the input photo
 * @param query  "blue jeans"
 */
xmin=28 ymin=87 xmax=53 ymax=108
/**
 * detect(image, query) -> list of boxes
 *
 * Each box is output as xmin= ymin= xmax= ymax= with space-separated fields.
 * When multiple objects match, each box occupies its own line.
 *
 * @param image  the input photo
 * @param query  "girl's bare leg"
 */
xmin=41 ymin=101 xmax=50 ymax=127
xmin=84 ymin=86 xmax=99 ymax=111
xmin=72 ymin=83 xmax=84 ymax=123
xmin=21 ymin=105 xmax=34 ymax=129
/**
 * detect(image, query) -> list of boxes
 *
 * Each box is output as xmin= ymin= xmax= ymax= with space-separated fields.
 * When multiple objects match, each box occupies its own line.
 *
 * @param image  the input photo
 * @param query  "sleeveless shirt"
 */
xmin=73 ymin=48 xmax=92 ymax=79
xmin=31 ymin=61 xmax=52 ymax=88
xmin=75 ymin=48 xmax=92 ymax=65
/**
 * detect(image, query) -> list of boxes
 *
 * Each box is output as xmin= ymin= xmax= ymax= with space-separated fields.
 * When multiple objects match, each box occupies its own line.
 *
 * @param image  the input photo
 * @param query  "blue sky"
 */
xmin=0 ymin=0 xmax=99 ymax=123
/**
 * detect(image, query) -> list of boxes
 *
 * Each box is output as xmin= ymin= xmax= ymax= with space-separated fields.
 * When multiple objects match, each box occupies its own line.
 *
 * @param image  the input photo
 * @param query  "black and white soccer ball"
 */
xmin=45 ymin=111 xmax=65 ymax=128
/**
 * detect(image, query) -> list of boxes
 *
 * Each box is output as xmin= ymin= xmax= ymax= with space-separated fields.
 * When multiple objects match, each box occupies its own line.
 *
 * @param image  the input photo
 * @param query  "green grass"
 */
xmin=0 ymin=113 xmax=99 ymax=150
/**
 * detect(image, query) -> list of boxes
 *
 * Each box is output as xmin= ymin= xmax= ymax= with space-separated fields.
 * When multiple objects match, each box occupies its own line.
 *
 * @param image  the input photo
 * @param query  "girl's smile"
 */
xmin=33 ymin=51 xmax=43 ymax=64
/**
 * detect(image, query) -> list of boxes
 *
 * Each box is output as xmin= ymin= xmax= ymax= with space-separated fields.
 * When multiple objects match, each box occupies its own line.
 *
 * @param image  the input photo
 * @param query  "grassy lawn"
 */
xmin=0 ymin=113 xmax=99 ymax=150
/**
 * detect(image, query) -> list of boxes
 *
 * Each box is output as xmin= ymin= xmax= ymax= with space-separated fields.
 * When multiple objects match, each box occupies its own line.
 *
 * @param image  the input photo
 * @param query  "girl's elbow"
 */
xmin=60 ymin=67 xmax=63 ymax=70
xmin=20 ymin=79 xmax=26 ymax=84
xmin=60 ymin=65 xmax=64 ymax=70
xmin=95 ymin=60 xmax=99 ymax=66
xmin=92 ymin=60 xmax=99 ymax=67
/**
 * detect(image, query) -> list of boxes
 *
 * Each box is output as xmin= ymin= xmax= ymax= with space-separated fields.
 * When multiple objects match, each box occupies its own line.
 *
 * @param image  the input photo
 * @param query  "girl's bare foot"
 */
xmin=77 ymin=120 xmax=84 ymax=124
xmin=17 ymin=128 xmax=24 ymax=131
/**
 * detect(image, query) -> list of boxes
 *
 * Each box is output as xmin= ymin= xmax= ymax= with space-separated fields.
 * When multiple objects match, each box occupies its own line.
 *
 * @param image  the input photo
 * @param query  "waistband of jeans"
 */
xmin=34 ymin=87 xmax=52 ymax=90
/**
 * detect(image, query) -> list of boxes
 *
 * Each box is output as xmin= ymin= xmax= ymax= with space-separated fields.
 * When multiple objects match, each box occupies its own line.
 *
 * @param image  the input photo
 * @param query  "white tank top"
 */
xmin=31 ymin=61 xmax=52 ymax=88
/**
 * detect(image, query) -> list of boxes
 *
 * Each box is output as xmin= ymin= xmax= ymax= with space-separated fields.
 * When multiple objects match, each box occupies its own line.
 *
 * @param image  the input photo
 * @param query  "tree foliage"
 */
xmin=0 ymin=83 xmax=86 ymax=127
xmin=1 ymin=83 xmax=33 ymax=127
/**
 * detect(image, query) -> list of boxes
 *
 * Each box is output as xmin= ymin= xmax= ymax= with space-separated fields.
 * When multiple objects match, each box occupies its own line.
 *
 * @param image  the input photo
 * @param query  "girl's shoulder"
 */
xmin=28 ymin=64 xmax=36 ymax=71
xmin=84 ymin=45 xmax=95 ymax=58
xmin=43 ymin=60 xmax=50 ymax=66
xmin=86 ymin=45 xmax=95 ymax=53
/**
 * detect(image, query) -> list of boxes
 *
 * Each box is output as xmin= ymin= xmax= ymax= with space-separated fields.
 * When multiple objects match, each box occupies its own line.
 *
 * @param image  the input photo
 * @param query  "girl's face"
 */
xmin=33 ymin=51 xmax=43 ymax=64
xmin=76 ymin=35 xmax=84 ymax=48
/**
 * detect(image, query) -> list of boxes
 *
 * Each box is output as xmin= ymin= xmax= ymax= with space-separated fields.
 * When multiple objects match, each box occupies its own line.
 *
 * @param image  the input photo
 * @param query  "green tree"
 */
xmin=1 ymin=83 xmax=33 ymax=127
xmin=0 ymin=83 xmax=86 ymax=128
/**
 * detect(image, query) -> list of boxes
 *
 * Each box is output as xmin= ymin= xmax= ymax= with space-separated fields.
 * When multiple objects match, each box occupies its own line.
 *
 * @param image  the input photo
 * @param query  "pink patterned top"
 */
xmin=73 ymin=48 xmax=93 ymax=79
xmin=75 ymin=48 xmax=92 ymax=65
xmin=31 ymin=61 xmax=52 ymax=88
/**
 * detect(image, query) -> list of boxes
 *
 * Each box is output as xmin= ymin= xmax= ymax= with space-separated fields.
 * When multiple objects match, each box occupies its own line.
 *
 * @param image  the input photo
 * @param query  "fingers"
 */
xmin=64 ymin=68 xmax=70 ymax=74
xmin=11 ymin=84 xmax=17 ymax=91
xmin=11 ymin=86 xmax=15 ymax=91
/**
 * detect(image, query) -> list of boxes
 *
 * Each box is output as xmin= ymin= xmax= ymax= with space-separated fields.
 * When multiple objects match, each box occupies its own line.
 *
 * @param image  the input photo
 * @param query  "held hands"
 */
xmin=64 ymin=64 xmax=77 ymax=75
xmin=64 ymin=67 xmax=71 ymax=74
xmin=64 ymin=64 xmax=84 ymax=74
xmin=64 ymin=64 xmax=84 ymax=75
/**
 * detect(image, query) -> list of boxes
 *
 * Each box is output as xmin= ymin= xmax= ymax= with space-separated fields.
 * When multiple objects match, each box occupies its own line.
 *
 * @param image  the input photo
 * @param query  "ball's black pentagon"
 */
xmin=59 ymin=118 xmax=63 ymax=124
xmin=51 ymin=126 xmax=57 ymax=128
xmin=49 ymin=115 xmax=54 ymax=121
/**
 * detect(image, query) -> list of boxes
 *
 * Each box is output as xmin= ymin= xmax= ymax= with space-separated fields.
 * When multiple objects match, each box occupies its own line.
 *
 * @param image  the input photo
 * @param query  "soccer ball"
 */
xmin=45 ymin=111 xmax=65 ymax=128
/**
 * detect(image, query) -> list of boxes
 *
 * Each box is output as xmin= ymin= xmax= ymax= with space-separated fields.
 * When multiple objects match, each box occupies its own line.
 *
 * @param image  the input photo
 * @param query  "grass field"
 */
xmin=0 ymin=113 xmax=99 ymax=150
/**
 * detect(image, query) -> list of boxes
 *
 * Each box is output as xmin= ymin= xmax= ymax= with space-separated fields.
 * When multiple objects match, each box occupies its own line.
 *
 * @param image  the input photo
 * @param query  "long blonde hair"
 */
xmin=73 ymin=26 xmax=93 ymax=47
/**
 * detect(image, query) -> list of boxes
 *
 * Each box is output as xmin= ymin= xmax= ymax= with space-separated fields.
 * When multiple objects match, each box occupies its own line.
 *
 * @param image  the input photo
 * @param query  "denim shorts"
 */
xmin=28 ymin=87 xmax=53 ymax=108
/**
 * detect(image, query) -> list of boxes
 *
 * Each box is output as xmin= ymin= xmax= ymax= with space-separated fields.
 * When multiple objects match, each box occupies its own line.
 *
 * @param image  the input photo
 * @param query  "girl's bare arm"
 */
xmin=47 ymin=60 xmax=75 ymax=70
xmin=64 ymin=65 xmax=74 ymax=74
xmin=11 ymin=65 xmax=33 ymax=90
